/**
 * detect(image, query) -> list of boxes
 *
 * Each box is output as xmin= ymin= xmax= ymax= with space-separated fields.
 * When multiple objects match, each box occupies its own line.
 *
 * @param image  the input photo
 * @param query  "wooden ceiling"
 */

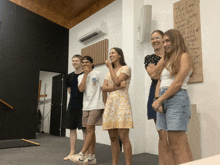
xmin=10 ymin=0 xmax=115 ymax=29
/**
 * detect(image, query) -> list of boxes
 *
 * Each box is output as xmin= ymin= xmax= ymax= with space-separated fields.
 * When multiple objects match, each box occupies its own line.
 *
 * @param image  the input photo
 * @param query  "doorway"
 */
xmin=37 ymin=71 xmax=67 ymax=137
xmin=50 ymin=74 xmax=67 ymax=137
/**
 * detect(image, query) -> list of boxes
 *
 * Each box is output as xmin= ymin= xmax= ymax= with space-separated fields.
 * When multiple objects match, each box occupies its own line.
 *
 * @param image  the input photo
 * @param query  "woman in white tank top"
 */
xmin=152 ymin=29 xmax=194 ymax=164
xmin=144 ymin=30 xmax=175 ymax=165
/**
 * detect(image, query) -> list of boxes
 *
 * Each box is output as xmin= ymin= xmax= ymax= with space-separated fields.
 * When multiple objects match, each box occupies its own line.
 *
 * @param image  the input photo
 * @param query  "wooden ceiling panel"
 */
xmin=9 ymin=0 xmax=115 ymax=29
xmin=35 ymin=0 xmax=75 ymax=20
xmin=68 ymin=0 xmax=115 ymax=27
xmin=47 ymin=1 xmax=67 ymax=13
xmin=72 ymin=0 xmax=99 ymax=17
xmin=72 ymin=0 xmax=98 ymax=11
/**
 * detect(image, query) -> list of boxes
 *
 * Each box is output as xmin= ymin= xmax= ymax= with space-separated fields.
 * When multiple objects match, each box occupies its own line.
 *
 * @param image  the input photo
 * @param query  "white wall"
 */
xmin=67 ymin=0 xmax=220 ymax=159
xmin=122 ymin=0 xmax=150 ymax=154
xmin=144 ymin=0 xmax=220 ymax=159
xmin=39 ymin=71 xmax=60 ymax=133
xmin=67 ymin=0 xmax=123 ymax=145
xmin=142 ymin=0 xmax=178 ymax=156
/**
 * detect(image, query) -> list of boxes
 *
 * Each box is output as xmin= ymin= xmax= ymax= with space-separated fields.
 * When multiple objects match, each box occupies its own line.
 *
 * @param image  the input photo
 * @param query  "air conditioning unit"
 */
xmin=78 ymin=20 xmax=108 ymax=44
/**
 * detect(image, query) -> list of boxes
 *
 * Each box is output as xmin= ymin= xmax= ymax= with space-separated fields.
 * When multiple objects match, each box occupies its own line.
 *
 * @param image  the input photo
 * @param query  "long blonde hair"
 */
xmin=164 ymin=29 xmax=193 ymax=77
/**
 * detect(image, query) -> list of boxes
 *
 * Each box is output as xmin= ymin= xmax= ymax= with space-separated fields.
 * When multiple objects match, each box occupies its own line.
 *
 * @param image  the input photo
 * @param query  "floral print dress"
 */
xmin=102 ymin=65 xmax=133 ymax=130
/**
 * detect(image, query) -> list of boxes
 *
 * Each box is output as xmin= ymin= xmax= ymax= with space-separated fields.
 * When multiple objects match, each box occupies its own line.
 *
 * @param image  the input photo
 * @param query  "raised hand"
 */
xmin=83 ymin=66 xmax=90 ymax=75
xmin=105 ymin=60 xmax=112 ymax=68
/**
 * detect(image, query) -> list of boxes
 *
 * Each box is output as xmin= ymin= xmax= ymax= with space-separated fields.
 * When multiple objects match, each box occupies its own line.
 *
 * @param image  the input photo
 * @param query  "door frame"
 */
xmin=37 ymin=70 xmax=67 ymax=137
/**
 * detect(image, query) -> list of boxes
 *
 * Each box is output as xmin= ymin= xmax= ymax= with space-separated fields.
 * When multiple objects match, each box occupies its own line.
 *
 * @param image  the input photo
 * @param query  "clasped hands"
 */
xmin=114 ymin=80 xmax=126 ymax=91
xmin=152 ymin=98 xmax=163 ymax=113
xmin=105 ymin=60 xmax=126 ymax=90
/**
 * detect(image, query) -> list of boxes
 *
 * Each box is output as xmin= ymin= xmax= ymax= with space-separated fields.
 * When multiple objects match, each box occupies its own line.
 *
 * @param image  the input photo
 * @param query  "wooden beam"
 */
xmin=38 ymin=80 xmax=41 ymax=102
xmin=22 ymin=138 xmax=40 ymax=145
xmin=0 ymin=99 xmax=13 ymax=109
xmin=39 ymin=94 xmax=47 ymax=98
xmin=38 ymin=80 xmax=47 ymax=102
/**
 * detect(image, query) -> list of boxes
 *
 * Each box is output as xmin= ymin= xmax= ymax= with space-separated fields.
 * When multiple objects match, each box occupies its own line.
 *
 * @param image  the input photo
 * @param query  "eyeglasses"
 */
xmin=151 ymin=36 xmax=162 ymax=41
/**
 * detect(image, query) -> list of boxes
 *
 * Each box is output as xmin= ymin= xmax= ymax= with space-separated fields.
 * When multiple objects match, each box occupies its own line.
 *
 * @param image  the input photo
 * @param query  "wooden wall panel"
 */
xmin=81 ymin=39 xmax=109 ymax=66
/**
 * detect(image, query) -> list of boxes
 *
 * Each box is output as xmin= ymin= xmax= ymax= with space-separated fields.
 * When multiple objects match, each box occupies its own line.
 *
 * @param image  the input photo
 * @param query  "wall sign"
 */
xmin=174 ymin=0 xmax=203 ymax=83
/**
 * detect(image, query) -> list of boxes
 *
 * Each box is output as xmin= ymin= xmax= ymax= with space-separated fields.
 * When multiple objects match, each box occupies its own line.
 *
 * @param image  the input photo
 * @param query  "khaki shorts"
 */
xmin=82 ymin=109 xmax=104 ymax=127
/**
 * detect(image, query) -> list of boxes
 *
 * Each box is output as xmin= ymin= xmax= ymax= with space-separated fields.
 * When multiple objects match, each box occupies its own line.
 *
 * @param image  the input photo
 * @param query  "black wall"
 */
xmin=0 ymin=0 xmax=69 ymax=140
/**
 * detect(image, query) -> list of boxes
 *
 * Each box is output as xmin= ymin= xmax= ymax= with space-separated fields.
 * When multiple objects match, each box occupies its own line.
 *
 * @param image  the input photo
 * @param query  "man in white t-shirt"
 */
xmin=70 ymin=56 xmax=106 ymax=165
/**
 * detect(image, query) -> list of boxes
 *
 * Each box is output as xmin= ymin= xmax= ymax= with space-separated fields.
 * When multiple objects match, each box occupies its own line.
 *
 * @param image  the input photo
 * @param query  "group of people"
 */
xmin=63 ymin=28 xmax=194 ymax=165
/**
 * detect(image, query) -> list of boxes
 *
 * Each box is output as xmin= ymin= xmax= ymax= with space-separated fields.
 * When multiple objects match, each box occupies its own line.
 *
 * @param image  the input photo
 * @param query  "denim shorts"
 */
xmin=156 ymin=87 xmax=191 ymax=132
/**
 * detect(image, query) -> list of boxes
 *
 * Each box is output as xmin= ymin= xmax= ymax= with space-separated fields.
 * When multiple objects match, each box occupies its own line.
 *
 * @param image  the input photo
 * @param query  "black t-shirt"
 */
xmin=144 ymin=54 xmax=161 ymax=86
xmin=66 ymin=72 xmax=84 ymax=109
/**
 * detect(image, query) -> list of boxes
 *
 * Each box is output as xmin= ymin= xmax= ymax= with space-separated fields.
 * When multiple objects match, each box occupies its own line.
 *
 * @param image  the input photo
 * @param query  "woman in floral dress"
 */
xmin=102 ymin=47 xmax=133 ymax=165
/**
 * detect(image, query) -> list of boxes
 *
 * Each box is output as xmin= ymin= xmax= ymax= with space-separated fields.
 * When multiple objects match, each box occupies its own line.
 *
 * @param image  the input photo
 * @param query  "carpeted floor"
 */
xmin=0 ymin=134 xmax=158 ymax=165
xmin=0 ymin=139 xmax=40 ymax=149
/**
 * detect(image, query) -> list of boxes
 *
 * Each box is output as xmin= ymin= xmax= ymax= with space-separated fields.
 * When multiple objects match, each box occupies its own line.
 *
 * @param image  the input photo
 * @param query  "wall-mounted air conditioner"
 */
xmin=78 ymin=20 xmax=108 ymax=44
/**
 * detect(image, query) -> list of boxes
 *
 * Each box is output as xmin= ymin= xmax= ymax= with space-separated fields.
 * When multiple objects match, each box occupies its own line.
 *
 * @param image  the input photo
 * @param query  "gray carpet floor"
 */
xmin=0 ymin=134 xmax=158 ymax=165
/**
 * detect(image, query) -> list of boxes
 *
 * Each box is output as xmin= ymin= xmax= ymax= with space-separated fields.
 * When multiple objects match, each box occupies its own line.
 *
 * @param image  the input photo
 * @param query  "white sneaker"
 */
xmin=83 ymin=154 xmax=97 ymax=164
xmin=72 ymin=152 xmax=85 ymax=165
xmin=68 ymin=154 xmax=77 ymax=161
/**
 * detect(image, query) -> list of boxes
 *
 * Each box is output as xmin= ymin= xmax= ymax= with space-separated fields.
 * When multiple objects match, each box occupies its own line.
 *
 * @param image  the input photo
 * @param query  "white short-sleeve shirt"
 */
xmin=78 ymin=69 xmax=105 ymax=111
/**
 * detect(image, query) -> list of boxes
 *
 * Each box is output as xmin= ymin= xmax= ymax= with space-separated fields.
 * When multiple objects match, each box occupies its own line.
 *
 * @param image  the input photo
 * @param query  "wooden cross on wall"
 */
xmin=38 ymin=80 xmax=47 ymax=102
